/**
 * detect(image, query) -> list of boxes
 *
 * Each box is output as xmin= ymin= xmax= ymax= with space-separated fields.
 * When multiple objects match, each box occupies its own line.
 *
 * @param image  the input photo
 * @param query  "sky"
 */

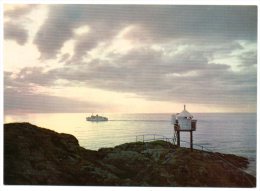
xmin=3 ymin=4 xmax=257 ymax=114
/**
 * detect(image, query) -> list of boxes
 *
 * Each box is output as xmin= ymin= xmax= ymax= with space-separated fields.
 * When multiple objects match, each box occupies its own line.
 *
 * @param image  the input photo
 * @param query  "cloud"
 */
xmin=4 ymin=5 xmax=40 ymax=45
xmin=33 ymin=5 xmax=85 ymax=59
xmin=239 ymin=51 xmax=257 ymax=67
xmin=4 ymin=23 xmax=28 ymax=45
xmin=4 ymin=5 xmax=257 ymax=112
xmin=7 ymin=38 xmax=256 ymax=111
xmin=4 ymin=88 xmax=106 ymax=113
xmin=4 ymin=4 xmax=38 ymax=18
xmin=81 ymin=46 xmax=256 ymax=108
xmin=34 ymin=5 xmax=257 ymax=60
xmin=4 ymin=71 xmax=108 ymax=113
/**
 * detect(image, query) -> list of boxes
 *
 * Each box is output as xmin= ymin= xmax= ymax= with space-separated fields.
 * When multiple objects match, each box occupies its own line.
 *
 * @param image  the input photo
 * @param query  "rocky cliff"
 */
xmin=4 ymin=122 xmax=256 ymax=187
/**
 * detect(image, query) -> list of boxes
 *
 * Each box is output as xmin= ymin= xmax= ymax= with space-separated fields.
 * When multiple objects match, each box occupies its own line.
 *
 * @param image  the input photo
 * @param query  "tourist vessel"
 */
xmin=86 ymin=114 xmax=108 ymax=122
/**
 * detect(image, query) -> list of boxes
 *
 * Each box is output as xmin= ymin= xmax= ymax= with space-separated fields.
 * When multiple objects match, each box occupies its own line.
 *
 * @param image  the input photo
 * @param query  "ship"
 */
xmin=86 ymin=114 xmax=108 ymax=122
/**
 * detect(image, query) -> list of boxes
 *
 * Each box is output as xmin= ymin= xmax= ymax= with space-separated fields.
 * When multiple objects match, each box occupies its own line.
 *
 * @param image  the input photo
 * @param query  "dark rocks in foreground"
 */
xmin=4 ymin=122 xmax=256 ymax=187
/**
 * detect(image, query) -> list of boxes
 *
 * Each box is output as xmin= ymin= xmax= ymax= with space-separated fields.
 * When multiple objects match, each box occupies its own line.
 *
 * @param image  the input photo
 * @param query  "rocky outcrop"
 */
xmin=4 ymin=122 xmax=256 ymax=187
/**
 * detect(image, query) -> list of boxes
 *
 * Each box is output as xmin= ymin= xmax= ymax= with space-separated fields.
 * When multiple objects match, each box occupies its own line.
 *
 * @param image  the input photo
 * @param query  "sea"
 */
xmin=4 ymin=113 xmax=256 ymax=176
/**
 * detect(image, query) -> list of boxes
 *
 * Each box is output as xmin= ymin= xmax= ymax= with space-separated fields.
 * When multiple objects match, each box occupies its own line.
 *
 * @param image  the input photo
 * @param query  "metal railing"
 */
xmin=135 ymin=134 xmax=207 ymax=151
xmin=135 ymin=134 xmax=174 ymax=144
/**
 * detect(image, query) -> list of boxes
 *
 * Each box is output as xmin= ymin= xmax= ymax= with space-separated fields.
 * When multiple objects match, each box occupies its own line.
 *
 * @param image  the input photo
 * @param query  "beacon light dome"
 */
xmin=177 ymin=105 xmax=193 ymax=118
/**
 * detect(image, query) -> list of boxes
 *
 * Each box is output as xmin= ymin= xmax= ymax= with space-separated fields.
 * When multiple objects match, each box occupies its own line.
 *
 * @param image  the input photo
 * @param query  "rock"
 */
xmin=4 ymin=122 xmax=256 ymax=187
xmin=103 ymin=150 xmax=151 ymax=179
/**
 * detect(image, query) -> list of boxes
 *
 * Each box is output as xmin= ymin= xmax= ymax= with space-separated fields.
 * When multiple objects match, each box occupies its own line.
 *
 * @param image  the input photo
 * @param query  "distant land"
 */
xmin=4 ymin=122 xmax=256 ymax=187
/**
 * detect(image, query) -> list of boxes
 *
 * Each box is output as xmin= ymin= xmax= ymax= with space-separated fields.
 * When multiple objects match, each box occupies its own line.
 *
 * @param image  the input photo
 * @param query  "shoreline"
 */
xmin=4 ymin=122 xmax=256 ymax=186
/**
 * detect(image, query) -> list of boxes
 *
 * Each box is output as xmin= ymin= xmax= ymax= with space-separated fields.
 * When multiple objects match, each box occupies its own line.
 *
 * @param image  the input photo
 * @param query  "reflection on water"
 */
xmin=4 ymin=112 xmax=256 ymax=175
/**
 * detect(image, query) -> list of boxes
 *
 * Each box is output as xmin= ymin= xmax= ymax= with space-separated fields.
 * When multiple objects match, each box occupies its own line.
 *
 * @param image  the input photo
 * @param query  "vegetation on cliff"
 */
xmin=4 ymin=122 xmax=256 ymax=187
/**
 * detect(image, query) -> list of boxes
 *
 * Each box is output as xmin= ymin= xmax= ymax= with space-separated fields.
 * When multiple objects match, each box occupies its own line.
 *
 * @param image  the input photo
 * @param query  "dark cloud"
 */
xmin=71 ymin=29 xmax=116 ymax=64
xmin=4 ymin=67 xmax=54 ymax=87
xmin=34 ymin=5 xmax=257 ymax=60
xmin=4 ymin=23 xmax=28 ymax=45
xmin=80 ymin=47 xmax=256 ymax=109
xmin=34 ymin=5 xmax=85 ymax=59
xmin=58 ymin=53 xmax=70 ymax=63
xmin=4 ymin=5 xmax=257 ymax=112
xmin=4 ymin=71 xmax=109 ymax=113
xmin=4 ymin=5 xmax=38 ymax=45
xmin=4 ymin=88 xmax=106 ymax=114
xmin=7 ymin=40 xmax=256 ymax=111
xmin=238 ymin=50 xmax=257 ymax=67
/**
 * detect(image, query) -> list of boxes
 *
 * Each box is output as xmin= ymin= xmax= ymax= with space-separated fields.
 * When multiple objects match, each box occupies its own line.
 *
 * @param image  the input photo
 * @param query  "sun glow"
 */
xmin=4 ymin=40 xmax=41 ymax=71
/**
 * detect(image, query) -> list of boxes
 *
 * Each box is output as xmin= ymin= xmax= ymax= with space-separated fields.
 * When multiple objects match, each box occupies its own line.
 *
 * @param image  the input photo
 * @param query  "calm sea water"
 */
xmin=4 ymin=113 xmax=256 ymax=176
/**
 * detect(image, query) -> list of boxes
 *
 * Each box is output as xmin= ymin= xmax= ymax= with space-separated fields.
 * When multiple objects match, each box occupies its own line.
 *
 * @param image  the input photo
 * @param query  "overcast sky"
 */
xmin=4 ymin=4 xmax=257 ymax=114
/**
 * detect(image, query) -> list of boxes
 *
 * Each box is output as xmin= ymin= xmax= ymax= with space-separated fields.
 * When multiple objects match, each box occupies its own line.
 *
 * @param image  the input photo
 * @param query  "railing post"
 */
xmin=143 ymin=135 xmax=144 ymax=143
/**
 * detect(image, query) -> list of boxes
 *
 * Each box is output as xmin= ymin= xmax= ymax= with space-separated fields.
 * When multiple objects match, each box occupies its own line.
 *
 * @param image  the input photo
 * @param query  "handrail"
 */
xmin=178 ymin=140 xmax=206 ymax=151
xmin=136 ymin=134 xmax=173 ymax=143
xmin=136 ymin=134 xmax=202 ymax=149
xmin=136 ymin=134 xmax=175 ymax=149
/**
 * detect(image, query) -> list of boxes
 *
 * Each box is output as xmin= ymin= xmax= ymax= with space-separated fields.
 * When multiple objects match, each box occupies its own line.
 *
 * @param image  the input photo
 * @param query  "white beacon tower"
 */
xmin=173 ymin=105 xmax=197 ymax=150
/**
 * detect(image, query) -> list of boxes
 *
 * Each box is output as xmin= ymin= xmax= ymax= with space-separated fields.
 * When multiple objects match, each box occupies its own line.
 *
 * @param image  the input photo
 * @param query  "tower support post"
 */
xmin=177 ymin=131 xmax=180 ymax=147
xmin=190 ymin=131 xmax=193 ymax=151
